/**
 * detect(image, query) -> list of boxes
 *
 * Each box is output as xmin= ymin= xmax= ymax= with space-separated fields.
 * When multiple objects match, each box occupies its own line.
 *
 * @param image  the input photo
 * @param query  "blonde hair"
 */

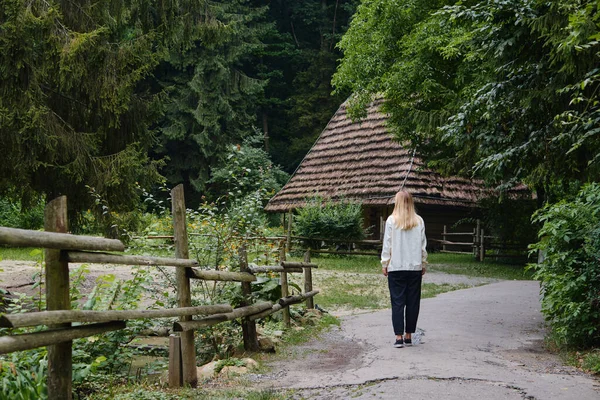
xmin=391 ymin=191 xmax=419 ymax=230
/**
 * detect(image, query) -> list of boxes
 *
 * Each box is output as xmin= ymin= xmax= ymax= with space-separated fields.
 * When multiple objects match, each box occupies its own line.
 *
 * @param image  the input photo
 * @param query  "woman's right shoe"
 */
xmin=394 ymin=338 xmax=404 ymax=348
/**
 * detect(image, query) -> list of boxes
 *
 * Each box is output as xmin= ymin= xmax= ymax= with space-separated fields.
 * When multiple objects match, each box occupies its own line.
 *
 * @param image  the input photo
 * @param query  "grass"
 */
xmin=308 ymin=272 xmax=474 ymax=311
xmin=427 ymin=253 xmax=534 ymax=280
xmin=289 ymin=253 xmax=380 ymax=273
xmin=580 ymin=350 xmax=600 ymax=375
xmin=561 ymin=348 xmax=600 ymax=376
xmin=280 ymin=313 xmax=340 ymax=346
xmin=283 ymin=251 xmax=532 ymax=311
xmin=288 ymin=252 xmax=533 ymax=280
xmin=0 ymin=247 xmax=43 ymax=261
xmin=547 ymin=333 xmax=600 ymax=376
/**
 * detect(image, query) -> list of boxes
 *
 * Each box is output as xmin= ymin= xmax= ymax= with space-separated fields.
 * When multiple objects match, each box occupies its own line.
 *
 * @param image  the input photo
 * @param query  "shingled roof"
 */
xmin=265 ymin=98 xmax=487 ymax=212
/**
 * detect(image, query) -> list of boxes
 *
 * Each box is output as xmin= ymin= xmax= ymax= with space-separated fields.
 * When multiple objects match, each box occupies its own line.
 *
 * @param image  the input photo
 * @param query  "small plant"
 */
xmin=295 ymin=196 xmax=368 ymax=248
xmin=214 ymin=358 xmax=246 ymax=374
xmin=0 ymin=197 xmax=45 ymax=230
xmin=0 ymin=352 xmax=47 ymax=400
xmin=581 ymin=350 xmax=600 ymax=374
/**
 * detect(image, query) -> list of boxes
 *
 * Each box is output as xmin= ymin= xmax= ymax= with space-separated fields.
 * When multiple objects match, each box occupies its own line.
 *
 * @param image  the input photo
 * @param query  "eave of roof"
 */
xmin=265 ymin=99 xmax=504 ymax=212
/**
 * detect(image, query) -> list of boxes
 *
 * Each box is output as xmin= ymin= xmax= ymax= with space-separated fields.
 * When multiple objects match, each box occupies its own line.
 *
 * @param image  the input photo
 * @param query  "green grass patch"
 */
xmin=315 ymin=281 xmax=384 ymax=310
xmin=289 ymin=253 xmax=380 ymax=273
xmin=289 ymin=252 xmax=531 ymax=280
xmin=547 ymin=333 xmax=600 ymax=376
xmin=421 ymin=283 xmax=471 ymax=298
xmin=580 ymin=350 xmax=600 ymax=375
xmin=427 ymin=253 xmax=533 ymax=280
xmin=311 ymin=273 xmax=475 ymax=311
xmin=281 ymin=313 xmax=340 ymax=346
xmin=0 ymin=247 xmax=43 ymax=261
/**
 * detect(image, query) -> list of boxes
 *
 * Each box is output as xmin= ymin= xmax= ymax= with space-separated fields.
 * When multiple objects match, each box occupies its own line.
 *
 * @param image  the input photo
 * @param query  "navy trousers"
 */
xmin=387 ymin=270 xmax=422 ymax=335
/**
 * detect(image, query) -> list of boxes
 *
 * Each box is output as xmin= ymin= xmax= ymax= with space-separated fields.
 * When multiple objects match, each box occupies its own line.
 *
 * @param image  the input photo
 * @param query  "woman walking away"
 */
xmin=381 ymin=191 xmax=427 ymax=348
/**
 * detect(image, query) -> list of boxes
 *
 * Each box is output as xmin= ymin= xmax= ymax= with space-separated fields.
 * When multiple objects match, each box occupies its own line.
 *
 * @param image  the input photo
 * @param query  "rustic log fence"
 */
xmin=0 ymin=185 xmax=319 ymax=399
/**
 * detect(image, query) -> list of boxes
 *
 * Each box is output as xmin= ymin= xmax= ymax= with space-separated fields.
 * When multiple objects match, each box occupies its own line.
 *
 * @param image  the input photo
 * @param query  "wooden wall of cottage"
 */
xmin=364 ymin=204 xmax=480 ymax=252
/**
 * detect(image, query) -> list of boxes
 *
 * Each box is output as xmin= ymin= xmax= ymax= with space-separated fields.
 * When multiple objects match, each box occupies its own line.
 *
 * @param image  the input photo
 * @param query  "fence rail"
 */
xmin=435 ymin=221 xmax=529 ymax=261
xmin=0 ymin=186 xmax=320 ymax=398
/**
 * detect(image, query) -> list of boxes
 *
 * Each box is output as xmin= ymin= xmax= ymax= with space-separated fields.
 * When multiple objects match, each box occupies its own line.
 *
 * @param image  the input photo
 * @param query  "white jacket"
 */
xmin=381 ymin=215 xmax=427 ymax=271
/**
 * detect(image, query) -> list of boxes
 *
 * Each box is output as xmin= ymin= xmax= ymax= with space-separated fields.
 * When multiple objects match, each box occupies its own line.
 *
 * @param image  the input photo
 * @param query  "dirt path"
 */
xmin=254 ymin=281 xmax=600 ymax=399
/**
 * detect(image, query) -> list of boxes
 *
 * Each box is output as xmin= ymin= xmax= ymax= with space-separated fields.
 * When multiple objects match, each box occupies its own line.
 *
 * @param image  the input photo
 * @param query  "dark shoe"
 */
xmin=404 ymin=338 xmax=412 ymax=346
xmin=394 ymin=338 xmax=404 ymax=348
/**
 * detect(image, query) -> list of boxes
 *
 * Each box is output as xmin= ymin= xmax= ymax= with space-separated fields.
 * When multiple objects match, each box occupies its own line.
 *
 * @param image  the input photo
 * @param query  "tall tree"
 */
xmin=0 ymin=0 xmax=208 ymax=212
xmin=154 ymin=1 xmax=269 ymax=201
xmin=333 ymin=0 xmax=600 ymax=198
xmin=255 ymin=0 xmax=360 ymax=172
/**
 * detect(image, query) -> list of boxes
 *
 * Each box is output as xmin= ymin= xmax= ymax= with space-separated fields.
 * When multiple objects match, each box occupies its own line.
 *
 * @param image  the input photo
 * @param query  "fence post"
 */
xmin=168 ymin=335 xmax=182 ymax=387
xmin=479 ymin=228 xmax=485 ymax=262
xmin=171 ymin=185 xmax=197 ymax=387
xmin=475 ymin=219 xmax=481 ymax=260
xmin=472 ymin=228 xmax=477 ymax=257
xmin=239 ymin=245 xmax=259 ymax=351
xmin=286 ymin=210 xmax=293 ymax=252
xmin=44 ymin=196 xmax=72 ymax=400
xmin=303 ymin=249 xmax=314 ymax=309
xmin=442 ymin=225 xmax=447 ymax=252
xmin=279 ymin=243 xmax=291 ymax=328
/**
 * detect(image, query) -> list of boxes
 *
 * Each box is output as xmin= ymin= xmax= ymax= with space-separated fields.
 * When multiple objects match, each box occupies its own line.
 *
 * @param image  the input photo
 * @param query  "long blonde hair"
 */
xmin=392 ymin=191 xmax=419 ymax=230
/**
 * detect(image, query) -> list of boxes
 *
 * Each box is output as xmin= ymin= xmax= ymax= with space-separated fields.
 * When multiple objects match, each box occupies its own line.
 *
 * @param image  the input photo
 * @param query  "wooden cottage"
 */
xmin=265 ymin=98 xmax=489 ymax=246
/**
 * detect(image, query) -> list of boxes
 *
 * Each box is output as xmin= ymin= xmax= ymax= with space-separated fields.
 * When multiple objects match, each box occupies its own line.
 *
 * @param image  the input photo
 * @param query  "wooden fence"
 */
xmin=0 ymin=185 xmax=318 ymax=399
xmin=431 ymin=220 xmax=529 ymax=261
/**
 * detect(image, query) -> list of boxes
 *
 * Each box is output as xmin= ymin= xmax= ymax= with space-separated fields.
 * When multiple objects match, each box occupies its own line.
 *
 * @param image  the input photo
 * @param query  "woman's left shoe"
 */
xmin=404 ymin=338 xmax=412 ymax=346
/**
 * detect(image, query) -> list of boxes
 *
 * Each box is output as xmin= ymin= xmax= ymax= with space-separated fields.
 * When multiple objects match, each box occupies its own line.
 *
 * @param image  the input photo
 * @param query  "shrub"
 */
xmin=530 ymin=183 xmax=600 ymax=348
xmin=0 ymin=198 xmax=44 ymax=230
xmin=294 ymin=197 xmax=367 ymax=248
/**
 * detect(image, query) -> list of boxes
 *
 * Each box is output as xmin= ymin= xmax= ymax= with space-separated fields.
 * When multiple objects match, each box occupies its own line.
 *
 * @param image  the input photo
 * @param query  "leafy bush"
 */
xmin=530 ymin=183 xmax=600 ymax=348
xmin=0 ymin=351 xmax=47 ymax=400
xmin=294 ymin=197 xmax=367 ymax=248
xmin=209 ymin=132 xmax=288 ymax=202
xmin=478 ymin=196 xmax=538 ymax=248
xmin=0 ymin=198 xmax=44 ymax=230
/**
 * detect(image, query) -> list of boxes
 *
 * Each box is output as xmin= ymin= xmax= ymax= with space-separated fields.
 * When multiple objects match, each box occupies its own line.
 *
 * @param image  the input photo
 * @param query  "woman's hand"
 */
xmin=382 ymin=266 xmax=388 ymax=277
xmin=421 ymin=266 xmax=427 ymax=276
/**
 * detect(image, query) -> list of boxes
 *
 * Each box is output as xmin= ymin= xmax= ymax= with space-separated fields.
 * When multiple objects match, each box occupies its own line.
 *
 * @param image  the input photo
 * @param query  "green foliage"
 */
xmin=155 ymin=1 xmax=270 ymax=197
xmin=0 ymin=0 xmax=175 ymax=215
xmin=214 ymin=357 xmax=246 ymax=374
xmin=294 ymin=197 xmax=367 ymax=247
xmin=530 ymin=183 xmax=600 ymax=348
xmin=477 ymin=197 xmax=539 ymax=248
xmin=257 ymin=1 xmax=359 ymax=172
xmin=105 ymin=388 xmax=179 ymax=400
xmin=209 ymin=132 xmax=289 ymax=201
xmin=333 ymin=0 xmax=600 ymax=196
xmin=0 ymin=263 xmax=162 ymax=398
xmin=0 ymin=351 xmax=47 ymax=400
xmin=581 ymin=350 xmax=600 ymax=374
xmin=186 ymin=191 xmax=269 ymax=268
xmin=0 ymin=198 xmax=44 ymax=230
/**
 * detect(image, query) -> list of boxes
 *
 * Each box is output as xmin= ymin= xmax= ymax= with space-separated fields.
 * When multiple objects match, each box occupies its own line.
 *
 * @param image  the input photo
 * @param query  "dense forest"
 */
xmin=0 ymin=0 xmax=359 ymax=214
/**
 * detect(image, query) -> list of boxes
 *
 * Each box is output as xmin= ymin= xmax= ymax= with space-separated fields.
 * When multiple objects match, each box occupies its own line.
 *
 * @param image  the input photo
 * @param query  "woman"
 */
xmin=381 ymin=191 xmax=427 ymax=348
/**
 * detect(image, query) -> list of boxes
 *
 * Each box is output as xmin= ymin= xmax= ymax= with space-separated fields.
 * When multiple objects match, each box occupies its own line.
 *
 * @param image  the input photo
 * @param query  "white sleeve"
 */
xmin=381 ymin=218 xmax=393 ymax=267
xmin=421 ymin=219 xmax=428 ymax=264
